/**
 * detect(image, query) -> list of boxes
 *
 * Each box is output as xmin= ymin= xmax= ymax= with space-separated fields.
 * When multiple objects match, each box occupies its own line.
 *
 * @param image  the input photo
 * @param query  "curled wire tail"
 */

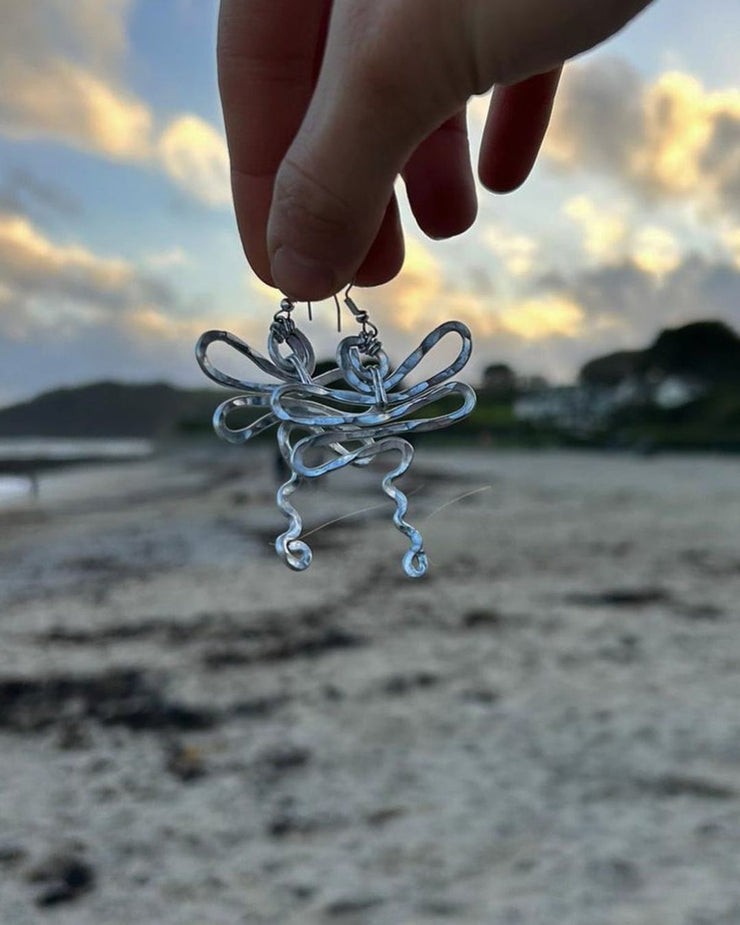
xmin=275 ymin=472 xmax=312 ymax=571
xmin=378 ymin=438 xmax=428 ymax=578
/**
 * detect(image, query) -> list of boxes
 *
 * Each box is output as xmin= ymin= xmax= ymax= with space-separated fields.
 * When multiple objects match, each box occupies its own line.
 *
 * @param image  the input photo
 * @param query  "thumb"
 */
xmin=267 ymin=0 xmax=471 ymax=300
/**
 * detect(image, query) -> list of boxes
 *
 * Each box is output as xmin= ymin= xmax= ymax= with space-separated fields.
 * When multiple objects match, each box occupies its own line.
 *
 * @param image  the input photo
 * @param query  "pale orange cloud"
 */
xmin=497 ymin=295 xmax=585 ymax=341
xmin=2 ymin=59 xmax=153 ymax=161
xmin=482 ymin=225 xmax=539 ymax=277
xmin=0 ymin=213 xmax=133 ymax=294
xmin=631 ymin=226 xmax=681 ymax=277
xmin=0 ymin=2 xmax=151 ymax=160
xmin=563 ymin=196 xmax=628 ymax=263
xmin=0 ymin=211 xmax=177 ymax=338
xmin=720 ymin=224 xmax=740 ymax=269
xmin=361 ymin=236 xmax=588 ymax=347
xmin=546 ymin=60 xmax=740 ymax=219
xmin=0 ymin=1 xmax=230 ymax=206
xmin=157 ymin=116 xmax=231 ymax=207
xmin=562 ymin=196 xmax=684 ymax=277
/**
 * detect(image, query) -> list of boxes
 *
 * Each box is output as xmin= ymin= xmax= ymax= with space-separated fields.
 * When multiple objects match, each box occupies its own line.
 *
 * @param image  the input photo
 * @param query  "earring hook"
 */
xmin=333 ymin=294 xmax=342 ymax=333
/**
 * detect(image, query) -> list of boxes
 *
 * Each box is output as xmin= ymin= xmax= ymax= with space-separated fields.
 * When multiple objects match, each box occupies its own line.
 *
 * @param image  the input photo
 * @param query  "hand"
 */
xmin=218 ymin=0 xmax=653 ymax=300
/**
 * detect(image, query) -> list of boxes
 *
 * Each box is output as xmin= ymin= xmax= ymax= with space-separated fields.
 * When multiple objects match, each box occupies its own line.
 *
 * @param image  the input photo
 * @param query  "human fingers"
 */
xmin=354 ymin=194 xmax=405 ymax=287
xmin=402 ymin=110 xmax=477 ymax=240
xmin=217 ymin=0 xmax=332 ymax=286
xmin=478 ymin=68 xmax=562 ymax=193
xmin=267 ymin=0 xmax=474 ymax=299
xmin=267 ymin=0 xmax=656 ymax=300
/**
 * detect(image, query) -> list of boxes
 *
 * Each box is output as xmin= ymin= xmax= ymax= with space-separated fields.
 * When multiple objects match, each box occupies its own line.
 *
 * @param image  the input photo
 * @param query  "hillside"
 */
xmin=0 ymin=381 xmax=225 ymax=438
xmin=580 ymin=321 xmax=740 ymax=386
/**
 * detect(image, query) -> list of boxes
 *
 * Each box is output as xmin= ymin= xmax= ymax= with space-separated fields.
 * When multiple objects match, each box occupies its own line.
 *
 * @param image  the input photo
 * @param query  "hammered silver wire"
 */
xmin=195 ymin=298 xmax=477 ymax=577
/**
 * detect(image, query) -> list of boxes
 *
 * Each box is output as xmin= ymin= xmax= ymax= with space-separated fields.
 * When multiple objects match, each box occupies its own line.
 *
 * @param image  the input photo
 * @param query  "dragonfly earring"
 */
xmin=195 ymin=289 xmax=477 ymax=578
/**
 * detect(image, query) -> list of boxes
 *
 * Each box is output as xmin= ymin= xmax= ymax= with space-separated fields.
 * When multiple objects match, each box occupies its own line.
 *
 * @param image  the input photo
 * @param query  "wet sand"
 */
xmin=1 ymin=445 xmax=740 ymax=924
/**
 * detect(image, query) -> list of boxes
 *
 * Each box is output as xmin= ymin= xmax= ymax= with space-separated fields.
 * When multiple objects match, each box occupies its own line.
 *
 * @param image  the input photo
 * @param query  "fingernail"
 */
xmin=270 ymin=246 xmax=335 ymax=300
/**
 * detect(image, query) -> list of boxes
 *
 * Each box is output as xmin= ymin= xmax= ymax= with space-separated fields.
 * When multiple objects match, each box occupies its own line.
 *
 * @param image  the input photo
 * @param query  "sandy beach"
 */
xmin=1 ymin=444 xmax=740 ymax=924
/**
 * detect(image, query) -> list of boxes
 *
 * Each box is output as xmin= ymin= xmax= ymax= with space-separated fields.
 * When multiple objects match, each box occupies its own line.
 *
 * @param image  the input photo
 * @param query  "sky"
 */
xmin=1 ymin=0 xmax=740 ymax=405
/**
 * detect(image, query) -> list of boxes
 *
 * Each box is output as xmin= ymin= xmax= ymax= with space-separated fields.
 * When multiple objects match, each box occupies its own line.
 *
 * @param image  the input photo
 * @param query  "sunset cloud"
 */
xmin=0 ymin=211 xmax=174 ymax=335
xmin=482 ymin=225 xmax=539 ymax=277
xmin=563 ymin=196 xmax=628 ymax=263
xmin=0 ymin=1 xmax=229 ymax=206
xmin=720 ymin=224 xmax=740 ymax=268
xmin=2 ymin=59 xmax=153 ymax=161
xmin=631 ymin=226 xmax=682 ymax=277
xmin=497 ymin=295 xmax=585 ymax=341
xmin=557 ymin=255 xmax=740 ymax=340
xmin=546 ymin=60 xmax=740 ymax=219
xmin=157 ymin=116 xmax=231 ymax=207
xmin=563 ymin=196 xmax=683 ymax=278
xmin=0 ymin=2 xmax=151 ymax=160
xmin=361 ymin=236 xmax=590 ymax=375
xmin=0 ymin=208 xmax=232 ymax=398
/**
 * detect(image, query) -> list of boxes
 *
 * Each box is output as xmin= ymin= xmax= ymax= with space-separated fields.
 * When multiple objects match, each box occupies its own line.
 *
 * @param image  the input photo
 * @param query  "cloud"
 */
xmin=0 ymin=1 xmax=229 ymax=207
xmin=3 ymin=59 xmax=154 ymax=161
xmin=0 ymin=1 xmax=131 ymax=76
xmin=364 ymin=236 xmax=740 ymax=383
xmin=0 ymin=210 xmax=253 ymax=402
xmin=720 ymin=224 xmax=740 ymax=269
xmin=562 ymin=196 xmax=683 ymax=279
xmin=482 ymin=225 xmax=539 ymax=277
xmin=144 ymin=248 xmax=189 ymax=270
xmin=563 ymin=196 xmax=628 ymax=263
xmin=340 ymin=236 xmax=596 ymax=383
xmin=0 ymin=168 xmax=81 ymax=218
xmin=371 ymin=237 xmax=589 ymax=343
xmin=496 ymin=295 xmax=585 ymax=340
xmin=545 ymin=59 xmax=645 ymax=179
xmin=554 ymin=255 xmax=740 ymax=347
xmin=0 ymin=211 xmax=174 ymax=335
xmin=157 ymin=116 xmax=231 ymax=207
xmin=631 ymin=226 xmax=681 ymax=277
xmin=546 ymin=59 xmax=740 ymax=220
xmin=6 ymin=59 xmax=153 ymax=161
xmin=0 ymin=2 xmax=151 ymax=160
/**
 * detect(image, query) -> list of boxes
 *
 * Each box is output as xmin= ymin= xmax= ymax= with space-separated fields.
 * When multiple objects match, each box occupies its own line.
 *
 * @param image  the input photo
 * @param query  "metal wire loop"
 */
xmin=270 ymin=314 xmax=296 ymax=343
xmin=196 ymin=291 xmax=477 ymax=579
xmin=358 ymin=328 xmax=382 ymax=357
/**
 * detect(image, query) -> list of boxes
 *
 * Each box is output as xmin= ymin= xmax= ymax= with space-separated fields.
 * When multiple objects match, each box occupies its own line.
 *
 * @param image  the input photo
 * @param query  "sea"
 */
xmin=0 ymin=438 xmax=153 ymax=505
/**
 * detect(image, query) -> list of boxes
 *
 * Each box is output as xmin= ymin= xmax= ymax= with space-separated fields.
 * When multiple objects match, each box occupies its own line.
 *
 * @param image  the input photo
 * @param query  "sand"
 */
xmin=1 ymin=444 xmax=739 ymax=924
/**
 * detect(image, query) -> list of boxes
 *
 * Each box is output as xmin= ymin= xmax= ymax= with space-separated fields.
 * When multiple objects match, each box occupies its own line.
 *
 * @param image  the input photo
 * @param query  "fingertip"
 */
xmin=478 ymin=172 xmax=527 ymax=195
xmin=270 ymin=246 xmax=337 ymax=301
xmin=423 ymin=194 xmax=478 ymax=239
xmin=231 ymin=169 xmax=276 ymax=286
xmin=478 ymin=68 xmax=562 ymax=194
xmin=354 ymin=195 xmax=405 ymax=287
xmin=404 ymin=112 xmax=478 ymax=240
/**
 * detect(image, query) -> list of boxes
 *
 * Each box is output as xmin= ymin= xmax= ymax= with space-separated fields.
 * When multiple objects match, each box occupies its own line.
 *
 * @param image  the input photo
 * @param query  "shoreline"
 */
xmin=2 ymin=447 xmax=740 ymax=922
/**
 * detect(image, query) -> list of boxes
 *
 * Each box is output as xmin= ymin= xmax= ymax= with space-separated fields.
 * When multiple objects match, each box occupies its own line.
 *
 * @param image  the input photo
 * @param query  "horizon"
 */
xmin=2 ymin=313 xmax=736 ymax=413
xmin=2 ymin=2 xmax=740 ymax=404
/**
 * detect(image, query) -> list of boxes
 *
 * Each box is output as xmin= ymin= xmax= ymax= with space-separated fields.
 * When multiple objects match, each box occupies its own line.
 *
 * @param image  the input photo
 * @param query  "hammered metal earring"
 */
xmin=195 ymin=288 xmax=476 ymax=578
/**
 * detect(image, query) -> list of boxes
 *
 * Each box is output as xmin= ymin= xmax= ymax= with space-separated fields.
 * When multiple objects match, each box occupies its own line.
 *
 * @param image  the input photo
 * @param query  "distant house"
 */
xmin=653 ymin=376 xmax=705 ymax=409
xmin=509 ymin=321 xmax=736 ymax=434
xmin=514 ymin=385 xmax=616 ymax=433
xmin=513 ymin=374 xmax=704 ymax=432
xmin=481 ymin=363 xmax=517 ymax=397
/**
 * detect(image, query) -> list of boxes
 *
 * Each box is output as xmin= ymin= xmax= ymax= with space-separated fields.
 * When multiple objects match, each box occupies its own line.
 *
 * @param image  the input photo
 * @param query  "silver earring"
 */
xmin=195 ymin=289 xmax=476 ymax=578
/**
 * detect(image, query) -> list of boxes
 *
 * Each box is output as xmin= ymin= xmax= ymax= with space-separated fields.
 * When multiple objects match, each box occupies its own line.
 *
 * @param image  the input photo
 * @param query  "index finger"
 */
xmin=218 ymin=0 xmax=332 ymax=284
